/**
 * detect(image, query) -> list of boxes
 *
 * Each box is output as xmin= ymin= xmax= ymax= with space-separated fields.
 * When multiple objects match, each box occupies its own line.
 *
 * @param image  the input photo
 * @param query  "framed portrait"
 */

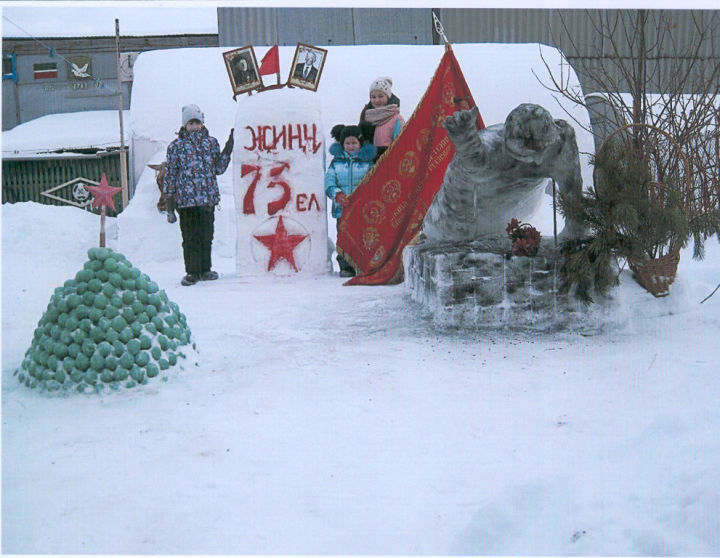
xmin=287 ymin=43 xmax=328 ymax=92
xmin=223 ymin=46 xmax=262 ymax=95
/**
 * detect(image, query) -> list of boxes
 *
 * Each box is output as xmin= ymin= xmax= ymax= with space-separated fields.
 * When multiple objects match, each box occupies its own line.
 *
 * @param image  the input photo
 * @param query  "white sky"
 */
xmin=1 ymin=5 xmax=218 ymax=37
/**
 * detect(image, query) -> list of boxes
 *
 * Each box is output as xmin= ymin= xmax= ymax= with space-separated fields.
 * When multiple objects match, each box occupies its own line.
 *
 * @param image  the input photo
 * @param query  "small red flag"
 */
xmin=259 ymin=45 xmax=279 ymax=75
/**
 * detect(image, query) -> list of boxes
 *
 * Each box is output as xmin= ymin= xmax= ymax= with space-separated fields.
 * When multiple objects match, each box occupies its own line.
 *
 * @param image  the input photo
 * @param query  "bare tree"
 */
xmin=536 ymin=9 xmax=720 ymax=258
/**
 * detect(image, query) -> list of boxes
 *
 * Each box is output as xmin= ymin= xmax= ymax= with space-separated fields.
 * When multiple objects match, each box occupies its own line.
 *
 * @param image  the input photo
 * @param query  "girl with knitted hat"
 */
xmin=324 ymin=124 xmax=377 ymax=277
xmin=358 ymin=76 xmax=405 ymax=160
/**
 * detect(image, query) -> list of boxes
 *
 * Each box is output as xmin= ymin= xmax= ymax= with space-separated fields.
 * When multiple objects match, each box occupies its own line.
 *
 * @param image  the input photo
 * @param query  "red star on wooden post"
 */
xmin=85 ymin=173 xmax=122 ymax=211
xmin=254 ymin=215 xmax=308 ymax=272
xmin=85 ymin=173 xmax=122 ymax=247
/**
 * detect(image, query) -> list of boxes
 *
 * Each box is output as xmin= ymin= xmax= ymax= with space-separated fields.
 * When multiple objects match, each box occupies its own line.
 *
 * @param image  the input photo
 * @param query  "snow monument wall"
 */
xmin=233 ymin=88 xmax=328 ymax=277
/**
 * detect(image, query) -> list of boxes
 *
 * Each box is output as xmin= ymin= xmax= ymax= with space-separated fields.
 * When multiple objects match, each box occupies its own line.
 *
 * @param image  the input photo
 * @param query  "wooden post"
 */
xmin=552 ymin=179 xmax=557 ymax=248
xmin=115 ymin=18 xmax=129 ymax=209
xmin=100 ymin=205 xmax=106 ymax=247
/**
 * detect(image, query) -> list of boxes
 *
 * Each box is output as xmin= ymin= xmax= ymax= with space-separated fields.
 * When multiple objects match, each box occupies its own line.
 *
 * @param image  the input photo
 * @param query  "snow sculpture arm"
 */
xmin=443 ymin=106 xmax=487 ymax=164
xmin=548 ymin=120 xmax=585 ymax=240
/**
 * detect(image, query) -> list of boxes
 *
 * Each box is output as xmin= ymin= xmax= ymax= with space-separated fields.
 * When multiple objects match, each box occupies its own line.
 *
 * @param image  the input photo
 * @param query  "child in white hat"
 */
xmin=358 ymin=76 xmax=405 ymax=160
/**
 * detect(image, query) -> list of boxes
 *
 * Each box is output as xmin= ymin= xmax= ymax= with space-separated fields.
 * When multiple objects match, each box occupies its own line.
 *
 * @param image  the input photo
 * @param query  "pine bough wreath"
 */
xmin=15 ymin=247 xmax=193 ymax=393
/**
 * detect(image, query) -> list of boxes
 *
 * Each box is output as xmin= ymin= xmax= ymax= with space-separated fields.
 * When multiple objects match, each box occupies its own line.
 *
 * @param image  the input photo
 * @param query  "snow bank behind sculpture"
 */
xmin=233 ymin=88 xmax=328 ymax=276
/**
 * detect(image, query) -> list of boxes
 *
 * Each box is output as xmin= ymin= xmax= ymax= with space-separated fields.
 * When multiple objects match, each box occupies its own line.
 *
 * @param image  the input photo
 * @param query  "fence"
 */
xmin=2 ymin=149 xmax=129 ymax=216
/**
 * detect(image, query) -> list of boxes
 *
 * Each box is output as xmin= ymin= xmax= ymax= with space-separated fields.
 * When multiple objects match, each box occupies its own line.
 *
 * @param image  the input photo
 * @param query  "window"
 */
xmin=3 ymin=53 xmax=17 ymax=81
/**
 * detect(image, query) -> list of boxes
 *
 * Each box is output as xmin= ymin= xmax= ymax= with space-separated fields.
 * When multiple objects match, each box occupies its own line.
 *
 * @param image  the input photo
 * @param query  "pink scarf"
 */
xmin=364 ymin=104 xmax=400 ymax=126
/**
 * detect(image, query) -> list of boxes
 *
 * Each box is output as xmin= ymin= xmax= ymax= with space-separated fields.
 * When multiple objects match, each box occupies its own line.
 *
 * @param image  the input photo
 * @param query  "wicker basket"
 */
xmin=627 ymin=249 xmax=681 ymax=297
xmin=596 ymin=123 xmax=690 ymax=297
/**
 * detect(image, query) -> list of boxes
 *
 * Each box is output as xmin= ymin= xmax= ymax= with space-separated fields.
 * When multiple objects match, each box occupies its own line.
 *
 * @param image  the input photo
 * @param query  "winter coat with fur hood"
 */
xmin=164 ymin=126 xmax=231 ymax=209
xmin=324 ymin=142 xmax=377 ymax=218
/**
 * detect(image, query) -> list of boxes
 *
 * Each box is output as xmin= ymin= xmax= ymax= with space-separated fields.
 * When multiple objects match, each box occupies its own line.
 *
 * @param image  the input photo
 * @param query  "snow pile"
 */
xmin=15 ymin=246 xmax=194 ymax=394
xmin=1 ymin=110 xmax=130 ymax=158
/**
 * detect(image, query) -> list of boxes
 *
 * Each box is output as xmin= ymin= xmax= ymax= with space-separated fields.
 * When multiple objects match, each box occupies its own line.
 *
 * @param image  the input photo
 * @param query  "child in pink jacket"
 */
xmin=358 ymin=76 xmax=405 ymax=160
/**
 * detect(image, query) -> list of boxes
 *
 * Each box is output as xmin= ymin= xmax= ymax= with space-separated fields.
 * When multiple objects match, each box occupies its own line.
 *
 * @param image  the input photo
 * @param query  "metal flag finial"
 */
xmin=432 ymin=11 xmax=449 ymax=45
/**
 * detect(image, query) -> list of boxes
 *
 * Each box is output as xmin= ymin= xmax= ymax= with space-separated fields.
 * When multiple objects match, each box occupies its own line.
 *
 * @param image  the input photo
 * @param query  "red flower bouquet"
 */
xmin=506 ymin=218 xmax=541 ymax=257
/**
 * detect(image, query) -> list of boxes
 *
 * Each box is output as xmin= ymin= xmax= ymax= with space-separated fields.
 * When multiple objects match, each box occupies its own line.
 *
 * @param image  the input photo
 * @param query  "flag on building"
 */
xmin=337 ymin=44 xmax=484 ymax=285
xmin=33 ymin=62 xmax=58 ymax=79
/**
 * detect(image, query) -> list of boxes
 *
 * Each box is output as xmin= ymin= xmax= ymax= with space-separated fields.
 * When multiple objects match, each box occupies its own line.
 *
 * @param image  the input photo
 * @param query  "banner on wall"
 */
xmin=337 ymin=45 xmax=484 ymax=285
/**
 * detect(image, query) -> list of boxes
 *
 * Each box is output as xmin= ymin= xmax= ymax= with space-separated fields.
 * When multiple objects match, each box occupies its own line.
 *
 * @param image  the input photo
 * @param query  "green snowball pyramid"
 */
xmin=15 ymin=247 xmax=193 ymax=394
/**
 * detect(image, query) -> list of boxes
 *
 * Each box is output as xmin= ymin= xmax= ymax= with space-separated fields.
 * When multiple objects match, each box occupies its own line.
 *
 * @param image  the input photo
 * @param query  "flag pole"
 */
xmin=115 ymin=19 xmax=129 ymax=210
xmin=432 ymin=10 xmax=450 ymax=48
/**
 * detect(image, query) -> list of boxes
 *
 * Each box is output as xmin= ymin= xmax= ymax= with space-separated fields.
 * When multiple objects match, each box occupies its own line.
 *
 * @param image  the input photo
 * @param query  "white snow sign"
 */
xmin=233 ymin=88 xmax=328 ymax=277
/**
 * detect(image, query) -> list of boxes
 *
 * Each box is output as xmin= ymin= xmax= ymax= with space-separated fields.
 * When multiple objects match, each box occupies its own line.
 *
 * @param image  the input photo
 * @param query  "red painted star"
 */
xmin=254 ymin=216 xmax=308 ymax=272
xmin=85 ymin=173 xmax=122 ymax=211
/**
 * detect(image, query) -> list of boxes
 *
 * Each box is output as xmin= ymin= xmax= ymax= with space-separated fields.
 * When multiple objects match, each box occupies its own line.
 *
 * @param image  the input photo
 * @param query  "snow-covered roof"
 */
xmin=1 ymin=6 xmax=218 ymax=38
xmin=1 ymin=110 xmax=130 ymax=159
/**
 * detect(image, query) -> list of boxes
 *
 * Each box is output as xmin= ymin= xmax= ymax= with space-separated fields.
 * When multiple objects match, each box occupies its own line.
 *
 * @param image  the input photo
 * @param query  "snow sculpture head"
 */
xmin=504 ymin=104 xmax=562 ymax=165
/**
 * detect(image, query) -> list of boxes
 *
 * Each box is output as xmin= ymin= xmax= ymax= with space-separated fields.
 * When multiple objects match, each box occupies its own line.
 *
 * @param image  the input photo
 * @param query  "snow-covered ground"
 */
xmin=3 ymin=40 xmax=720 ymax=555
xmin=3 ymin=200 xmax=720 ymax=555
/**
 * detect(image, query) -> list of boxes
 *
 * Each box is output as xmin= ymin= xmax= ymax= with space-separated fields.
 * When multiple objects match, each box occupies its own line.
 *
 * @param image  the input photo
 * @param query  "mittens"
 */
xmin=166 ymin=196 xmax=177 ymax=224
xmin=335 ymin=192 xmax=349 ymax=207
xmin=221 ymin=128 xmax=234 ymax=157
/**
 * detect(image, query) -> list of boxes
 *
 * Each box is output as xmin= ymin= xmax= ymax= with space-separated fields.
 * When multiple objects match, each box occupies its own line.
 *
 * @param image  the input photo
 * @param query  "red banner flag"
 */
xmin=259 ymin=45 xmax=280 ymax=76
xmin=337 ymin=45 xmax=484 ymax=285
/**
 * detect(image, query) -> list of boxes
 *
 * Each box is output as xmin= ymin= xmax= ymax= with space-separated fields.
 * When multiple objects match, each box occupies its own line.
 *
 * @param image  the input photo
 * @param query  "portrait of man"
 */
xmin=288 ymin=43 xmax=327 ymax=91
xmin=292 ymin=50 xmax=318 ymax=83
xmin=222 ymin=46 xmax=262 ymax=95
xmin=231 ymin=53 xmax=257 ymax=86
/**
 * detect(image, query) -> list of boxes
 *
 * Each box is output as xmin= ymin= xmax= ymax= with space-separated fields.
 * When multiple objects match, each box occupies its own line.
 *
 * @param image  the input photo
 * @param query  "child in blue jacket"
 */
xmin=325 ymin=124 xmax=377 ymax=277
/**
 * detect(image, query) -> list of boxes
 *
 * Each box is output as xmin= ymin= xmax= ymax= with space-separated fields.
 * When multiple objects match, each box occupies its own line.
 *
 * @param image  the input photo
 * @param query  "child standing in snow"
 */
xmin=358 ymin=76 xmax=404 ymax=160
xmin=164 ymin=104 xmax=234 ymax=286
xmin=325 ymin=124 xmax=377 ymax=277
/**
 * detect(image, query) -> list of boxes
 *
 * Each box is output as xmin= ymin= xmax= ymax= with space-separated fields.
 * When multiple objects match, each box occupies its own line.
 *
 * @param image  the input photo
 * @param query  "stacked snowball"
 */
xmin=16 ymin=247 xmax=192 ymax=393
